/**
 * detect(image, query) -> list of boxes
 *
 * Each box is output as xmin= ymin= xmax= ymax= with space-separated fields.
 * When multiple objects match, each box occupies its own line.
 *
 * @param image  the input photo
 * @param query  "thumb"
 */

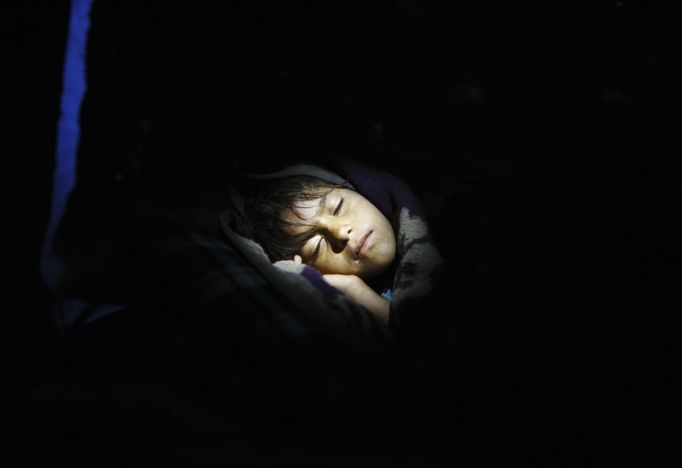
xmin=293 ymin=255 xmax=302 ymax=264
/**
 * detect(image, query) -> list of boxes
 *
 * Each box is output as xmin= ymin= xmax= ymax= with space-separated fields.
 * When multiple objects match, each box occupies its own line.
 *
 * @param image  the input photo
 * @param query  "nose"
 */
xmin=322 ymin=219 xmax=351 ymax=253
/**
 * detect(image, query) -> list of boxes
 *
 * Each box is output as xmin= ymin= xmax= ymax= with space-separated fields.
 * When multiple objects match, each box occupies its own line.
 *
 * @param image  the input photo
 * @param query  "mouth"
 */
xmin=354 ymin=230 xmax=373 ymax=258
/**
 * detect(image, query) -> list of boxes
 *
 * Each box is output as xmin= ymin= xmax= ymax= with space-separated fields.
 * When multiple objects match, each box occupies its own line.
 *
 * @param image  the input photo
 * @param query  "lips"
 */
xmin=354 ymin=230 xmax=373 ymax=258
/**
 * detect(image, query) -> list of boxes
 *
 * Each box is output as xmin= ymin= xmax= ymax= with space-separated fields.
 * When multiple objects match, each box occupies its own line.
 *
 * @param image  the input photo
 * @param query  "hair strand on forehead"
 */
xmin=242 ymin=175 xmax=348 ymax=262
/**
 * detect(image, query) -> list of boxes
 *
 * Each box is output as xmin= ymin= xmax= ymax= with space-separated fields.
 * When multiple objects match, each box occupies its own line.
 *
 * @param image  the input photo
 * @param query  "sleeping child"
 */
xmin=221 ymin=158 xmax=442 ymax=330
xmin=242 ymin=173 xmax=397 ymax=324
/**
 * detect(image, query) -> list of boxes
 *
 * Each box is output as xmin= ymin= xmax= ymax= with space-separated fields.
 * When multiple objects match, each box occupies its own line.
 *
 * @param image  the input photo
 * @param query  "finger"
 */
xmin=293 ymin=255 xmax=302 ymax=264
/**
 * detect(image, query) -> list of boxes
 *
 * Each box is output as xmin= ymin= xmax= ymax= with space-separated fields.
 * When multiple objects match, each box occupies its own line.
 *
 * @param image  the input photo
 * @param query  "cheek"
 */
xmin=375 ymin=220 xmax=396 ymax=251
xmin=369 ymin=232 xmax=396 ymax=270
xmin=339 ymin=256 xmax=359 ymax=275
xmin=331 ymin=255 xmax=360 ymax=276
xmin=316 ymin=254 xmax=350 ymax=275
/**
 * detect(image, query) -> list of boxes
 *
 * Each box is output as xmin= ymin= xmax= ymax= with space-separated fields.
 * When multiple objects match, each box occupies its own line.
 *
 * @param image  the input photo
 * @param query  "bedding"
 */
xmin=220 ymin=157 xmax=443 ymax=334
xmin=20 ymin=159 xmax=446 ymax=464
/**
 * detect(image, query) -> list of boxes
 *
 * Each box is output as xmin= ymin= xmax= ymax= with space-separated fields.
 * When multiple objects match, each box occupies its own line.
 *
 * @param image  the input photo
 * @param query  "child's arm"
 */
xmin=291 ymin=255 xmax=389 ymax=324
xmin=322 ymin=274 xmax=390 ymax=325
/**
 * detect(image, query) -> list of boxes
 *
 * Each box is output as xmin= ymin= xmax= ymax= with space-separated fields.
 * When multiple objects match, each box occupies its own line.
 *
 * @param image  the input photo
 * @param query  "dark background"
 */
xmin=3 ymin=0 xmax=678 ymax=465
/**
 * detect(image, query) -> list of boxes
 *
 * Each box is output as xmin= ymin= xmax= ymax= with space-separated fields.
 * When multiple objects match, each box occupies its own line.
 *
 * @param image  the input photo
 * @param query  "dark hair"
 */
xmin=242 ymin=175 xmax=345 ymax=262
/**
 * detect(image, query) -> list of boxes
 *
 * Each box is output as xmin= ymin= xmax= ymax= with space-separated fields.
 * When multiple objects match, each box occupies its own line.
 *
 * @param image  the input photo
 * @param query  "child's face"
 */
xmin=281 ymin=187 xmax=396 ymax=279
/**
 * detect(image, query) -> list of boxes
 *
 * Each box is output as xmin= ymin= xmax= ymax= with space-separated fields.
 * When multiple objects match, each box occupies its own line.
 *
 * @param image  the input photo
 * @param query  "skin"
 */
xmin=281 ymin=187 xmax=396 ymax=324
xmin=281 ymin=187 xmax=397 ymax=279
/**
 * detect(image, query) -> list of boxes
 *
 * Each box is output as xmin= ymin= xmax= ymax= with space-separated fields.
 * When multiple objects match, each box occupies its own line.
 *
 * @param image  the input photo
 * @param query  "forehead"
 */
xmin=280 ymin=186 xmax=352 ymax=234
xmin=279 ymin=189 xmax=330 ymax=234
xmin=288 ymin=197 xmax=322 ymax=222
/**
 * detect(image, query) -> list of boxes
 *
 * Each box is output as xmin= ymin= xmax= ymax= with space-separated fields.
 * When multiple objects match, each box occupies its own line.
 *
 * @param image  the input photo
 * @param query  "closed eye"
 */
xmin=312 ymin=235 xmax=324 ymax=260
xmin=333 ymin=198 xmax=344 ymax=216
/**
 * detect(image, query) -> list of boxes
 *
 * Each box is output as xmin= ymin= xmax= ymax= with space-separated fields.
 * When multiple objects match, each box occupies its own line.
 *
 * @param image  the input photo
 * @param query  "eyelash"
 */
xmin=312 ymin=198 xmax=344 ymax=259
xmin=333 ymin=198 xmax=344 ymax=216
xmin=312 ymin=237 xmax=323 ymax=260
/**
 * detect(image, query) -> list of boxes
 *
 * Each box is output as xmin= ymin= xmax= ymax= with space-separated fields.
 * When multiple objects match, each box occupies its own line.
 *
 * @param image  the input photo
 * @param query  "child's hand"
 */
xmin=293 ymin=255 xmax=389 ymax=324
xmin=322 ymin=274 xmax=389 ymax=325
xmin=291 ymin=256 xmax=364 ymax=302
xmin=322 ymin=274 xmax=363 ymax=295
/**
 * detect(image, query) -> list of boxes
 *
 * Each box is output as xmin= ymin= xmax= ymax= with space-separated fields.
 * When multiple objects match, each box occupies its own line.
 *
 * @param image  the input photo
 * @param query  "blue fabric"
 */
xmin=42 ymin=0 xmax=93 ymax=289
xmin=41 ymin=0 xmax=99 ymax=334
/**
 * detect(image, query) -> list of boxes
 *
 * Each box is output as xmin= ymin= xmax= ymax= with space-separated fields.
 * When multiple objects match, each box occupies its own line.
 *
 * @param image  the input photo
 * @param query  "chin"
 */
xmin=359 ymin=259 xmax=392 ymax=280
